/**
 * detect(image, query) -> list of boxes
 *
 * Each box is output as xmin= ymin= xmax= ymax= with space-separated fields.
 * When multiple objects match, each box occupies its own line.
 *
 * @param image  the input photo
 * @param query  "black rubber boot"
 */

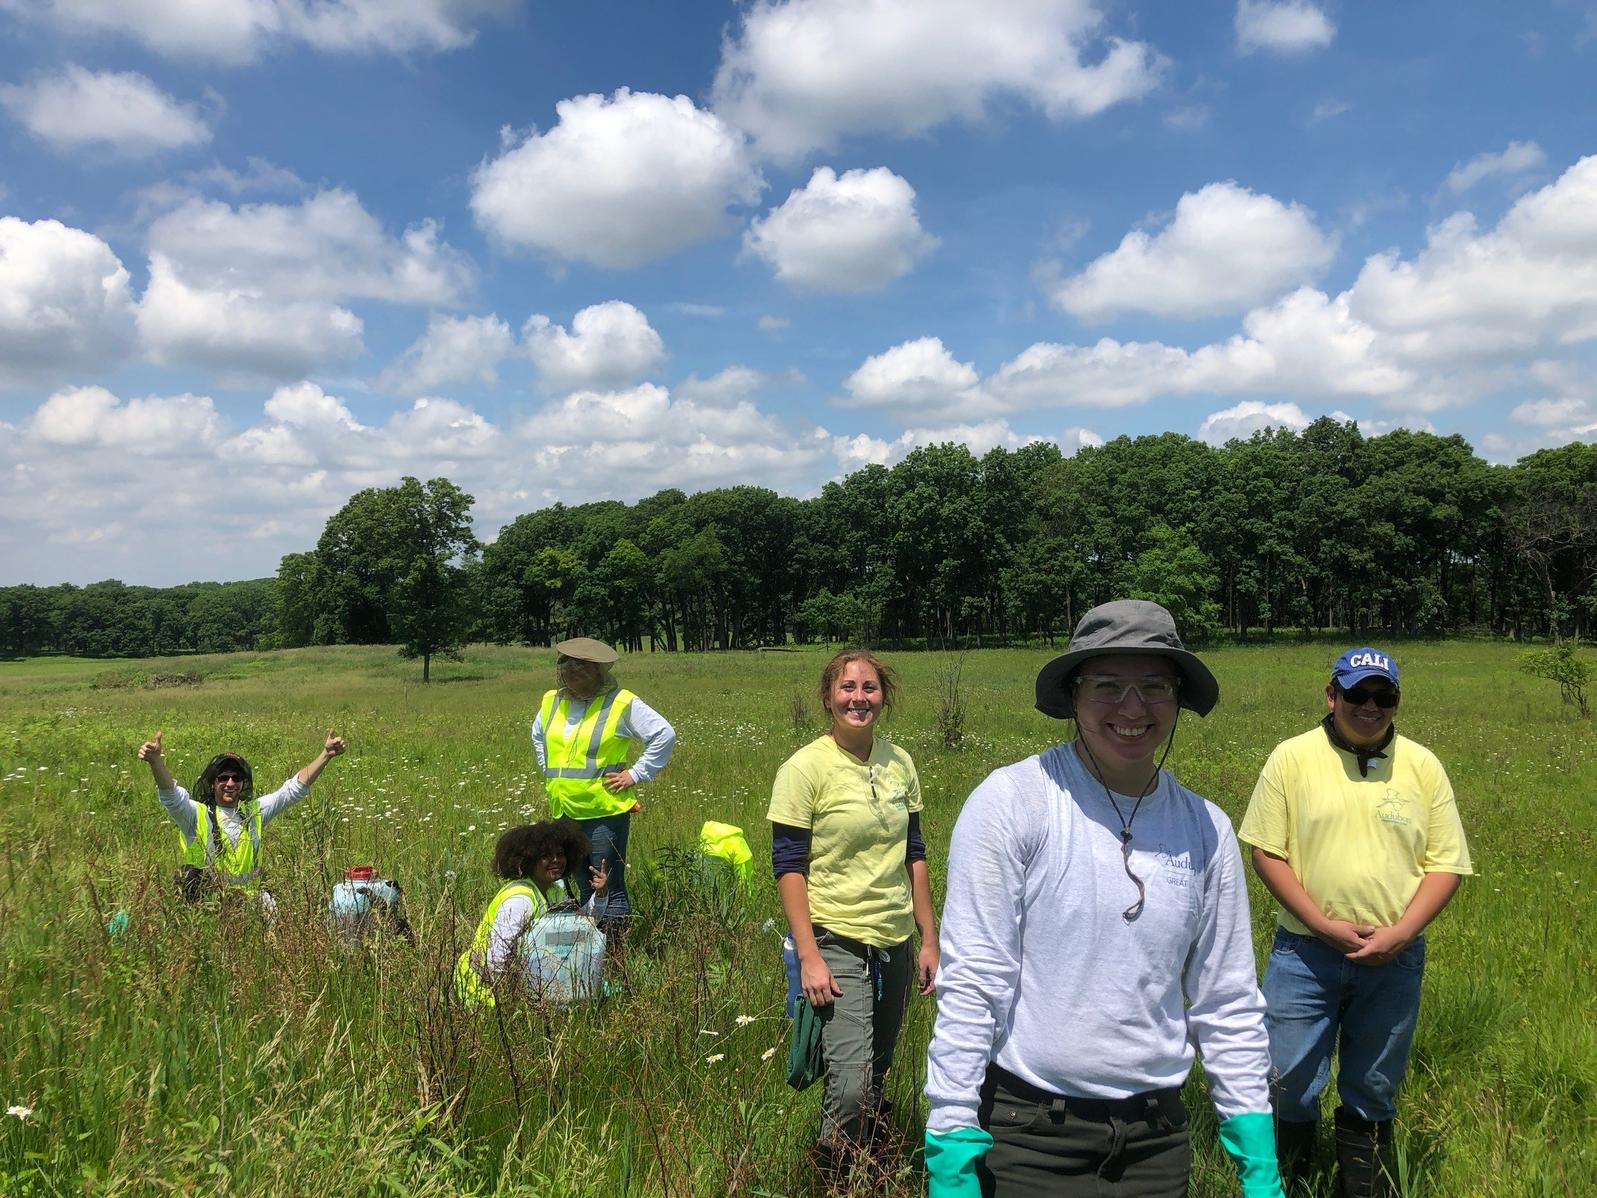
xmin=1276 ymin=1117 xmax=1318 ymax=1193
xmin=1334 ymin=1107 xmax=1394 ymax=1198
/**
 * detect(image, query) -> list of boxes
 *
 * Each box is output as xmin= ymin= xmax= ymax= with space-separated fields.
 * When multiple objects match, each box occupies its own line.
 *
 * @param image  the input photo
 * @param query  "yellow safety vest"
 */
xmin=454 ymin=880 xmax=552 ymax=1009
xmin=539 ymin=687 xmax=638 ymax=819
xmin=699 ymin=820 xmax=754 ymax=887
xmin=180 ymin=804 xmax=264 ymax=891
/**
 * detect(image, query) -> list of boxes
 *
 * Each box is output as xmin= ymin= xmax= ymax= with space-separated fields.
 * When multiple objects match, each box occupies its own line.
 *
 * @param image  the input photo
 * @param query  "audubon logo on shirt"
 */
xmin=1155 ymin=844 xmax=1196 ymax=887
xmin=1376 ymin=788 xmax=1412 ymax=827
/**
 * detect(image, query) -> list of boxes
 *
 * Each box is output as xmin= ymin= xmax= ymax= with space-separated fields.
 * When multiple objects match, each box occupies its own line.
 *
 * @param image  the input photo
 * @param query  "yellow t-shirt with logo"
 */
xmin=1239 ymin=726 xmax=1472 ymax=934
xmin=767 ymin=734 xmax=922 ymax=948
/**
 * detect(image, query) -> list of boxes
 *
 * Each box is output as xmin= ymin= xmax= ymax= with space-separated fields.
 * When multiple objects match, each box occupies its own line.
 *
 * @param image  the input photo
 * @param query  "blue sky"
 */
xmin=2 ymin=0 xmax=1594 ymax=586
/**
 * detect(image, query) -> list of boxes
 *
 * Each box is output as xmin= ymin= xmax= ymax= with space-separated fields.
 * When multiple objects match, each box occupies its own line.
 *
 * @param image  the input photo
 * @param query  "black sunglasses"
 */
xmin=214 ymin=772 xmax=246 ymax=783
xmin=1339 ymin=685 xmax=1399 ymax=709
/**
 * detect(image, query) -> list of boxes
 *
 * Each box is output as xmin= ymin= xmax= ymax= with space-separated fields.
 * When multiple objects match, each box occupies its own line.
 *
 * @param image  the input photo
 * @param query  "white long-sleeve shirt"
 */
xmin=530 ymin=691 xmax=676 ymax=785
xmin=925 ymin=744 xmax=1271 ymax=1133
xmin=156 ymin=776 xmax=309 ymax=846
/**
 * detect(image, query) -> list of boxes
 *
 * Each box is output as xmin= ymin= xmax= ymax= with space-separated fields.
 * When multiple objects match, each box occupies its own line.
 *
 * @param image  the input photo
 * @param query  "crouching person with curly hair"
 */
xmin=455 ymin=819 xmax=609 ymax=1009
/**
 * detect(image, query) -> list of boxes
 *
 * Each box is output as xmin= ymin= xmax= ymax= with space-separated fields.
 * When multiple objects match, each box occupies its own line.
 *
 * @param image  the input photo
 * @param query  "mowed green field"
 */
xmin=1 ymin=641 xmax=1592 ymax=1197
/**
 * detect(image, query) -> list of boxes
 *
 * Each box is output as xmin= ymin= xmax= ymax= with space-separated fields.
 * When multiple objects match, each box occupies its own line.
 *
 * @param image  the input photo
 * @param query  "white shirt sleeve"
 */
xmin=925 ymin=770 xmax=1036 ymax=1132
xmin=255 ymin=776 xmax=310 ymax=827
xmin=530 ymin=709 xmax=548 ymax=773
xmin=1183 ymin=810 xmax=1273 ymax=1118
xmin=618 ymin=695 xmax=676 ymax=785
xmin=156 ymin=785 xmax=200 ymax=842
xmin=487 ymin=893 xmax=536 ymax=976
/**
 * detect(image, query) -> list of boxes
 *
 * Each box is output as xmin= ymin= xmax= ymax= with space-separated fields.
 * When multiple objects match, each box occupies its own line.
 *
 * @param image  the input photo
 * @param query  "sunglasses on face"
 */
xmin=1339 ymin=686 xmax=1399 ymax=709
xmin=214 ymin=772 xmax=245 ymax=784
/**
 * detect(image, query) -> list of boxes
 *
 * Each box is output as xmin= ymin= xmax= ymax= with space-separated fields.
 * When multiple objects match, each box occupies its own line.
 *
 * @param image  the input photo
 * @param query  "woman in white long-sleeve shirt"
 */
xmin=923 ymin=600 xmax=1283 ymax=1198
xmin=531 ymin=637 xmax=675 ymax=925
xmin=137 ymin=729 xmax=345 ymax=906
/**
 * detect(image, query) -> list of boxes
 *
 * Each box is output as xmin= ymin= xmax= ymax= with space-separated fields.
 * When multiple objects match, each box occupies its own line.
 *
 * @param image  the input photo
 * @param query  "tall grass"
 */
xmin=1 ymin=641 xmax=1593 ymax=1195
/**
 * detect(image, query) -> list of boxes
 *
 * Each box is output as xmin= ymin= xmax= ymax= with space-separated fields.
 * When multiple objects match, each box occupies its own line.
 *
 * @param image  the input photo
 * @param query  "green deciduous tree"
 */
xmin=312 ymin=476 xmax=478 ymax=680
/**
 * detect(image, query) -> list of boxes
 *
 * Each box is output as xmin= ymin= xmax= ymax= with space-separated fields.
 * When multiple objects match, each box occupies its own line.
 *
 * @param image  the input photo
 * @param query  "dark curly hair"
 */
xmin=194 ymin=752 xmax=254 ymax=806
xmin=492 ymin=819 xmax=591 ymax=882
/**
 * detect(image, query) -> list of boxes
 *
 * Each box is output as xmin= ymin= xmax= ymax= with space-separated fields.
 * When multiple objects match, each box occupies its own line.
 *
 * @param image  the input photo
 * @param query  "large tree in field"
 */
xmin=313 ymin=476 xmax=479 ymax=681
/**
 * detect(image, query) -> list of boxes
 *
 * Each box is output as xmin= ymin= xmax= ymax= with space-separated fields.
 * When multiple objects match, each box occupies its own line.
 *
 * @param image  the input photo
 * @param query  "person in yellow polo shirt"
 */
xmin=1239 ymin=648 xmax=1472 ymax=1198
xmin=532 ymin=637 xmax=675 ymax=928
xmin=768 ymin=647 xmax=938 ymax=1178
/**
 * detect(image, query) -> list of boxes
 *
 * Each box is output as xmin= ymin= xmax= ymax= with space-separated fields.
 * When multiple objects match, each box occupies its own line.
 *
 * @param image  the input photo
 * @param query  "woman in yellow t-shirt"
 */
xmin=767 ymin=648 xmax=938 ymax=1174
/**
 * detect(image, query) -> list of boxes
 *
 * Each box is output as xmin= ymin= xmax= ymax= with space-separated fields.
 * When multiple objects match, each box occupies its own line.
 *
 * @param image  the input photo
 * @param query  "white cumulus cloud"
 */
xmin=379 ymin=313 xmax=514 ymax=394
xmin=1349 ymin=155 xmax=1597 ymax=365
xmin=16 ymin=0 xmax=517 ymax=64
xmin=471 ymin=89 xmax=764 ymax=268
xmin=1197 ymin=399 xmax=1312 ymax=445
xmin=843 ymin=336 xmax=985 ymax=420
xmin=1047 ymin=181 xmax=1336 ymax=321
xmin=0 ymin=65 xmax=213 ymax=157
xmin=713 ymin=0 xmax=1165 ymax=164
xmin=745 ymin=166 xmax=938 ymax=292
xmin=136 ymin=189 xmax=471 ymax=376
xmin=1444 ymin=141 xmax=1546 ymax=195
xmin=1235 ymin=0 xmax=1334 ymax=56
xmin=0 ymin=216 xmax=135 ymax=382
xmin=136 ymin=253 xmax=365 ymax=375
xmin=28 ymin=384 xmax=225 ymax=451
xmin=145 ymin=189 xmax=471 ymax=305
xmin=523 ymin=300 xmax=666 ymax=392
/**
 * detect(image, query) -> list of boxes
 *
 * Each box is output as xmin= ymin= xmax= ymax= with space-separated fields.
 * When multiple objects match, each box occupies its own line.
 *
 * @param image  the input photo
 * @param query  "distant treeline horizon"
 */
xmin=4 ymin=420 xmax=1593 ymax=661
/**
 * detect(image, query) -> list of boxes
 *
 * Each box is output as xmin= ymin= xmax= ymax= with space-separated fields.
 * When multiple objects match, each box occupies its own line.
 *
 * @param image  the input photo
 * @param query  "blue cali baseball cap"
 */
xmin=1332 ymin=647 xmax=1399 ymax=690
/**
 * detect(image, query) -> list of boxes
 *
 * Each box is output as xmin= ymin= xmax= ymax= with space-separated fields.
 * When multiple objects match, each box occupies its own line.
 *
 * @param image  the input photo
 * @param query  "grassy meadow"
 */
xmin=1 ymin=640 xmax=1593 ymax=1196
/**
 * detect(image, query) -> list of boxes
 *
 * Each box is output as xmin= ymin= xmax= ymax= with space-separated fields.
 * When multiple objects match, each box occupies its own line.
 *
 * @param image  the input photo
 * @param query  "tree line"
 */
xmin=5 ymin=420 xmax=1594 ymax=666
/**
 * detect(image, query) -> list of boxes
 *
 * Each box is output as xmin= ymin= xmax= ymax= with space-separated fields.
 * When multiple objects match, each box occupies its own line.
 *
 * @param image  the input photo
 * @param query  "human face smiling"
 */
xmin=1327 ymin=681 xmax=1399 ymax=748
xmin=530 ymin=848 xmax=567 ymax=890
xmin=825 ymin=660 xmax=884 ymax=739
xmin=212 ymin=770 xmax=246 ymax=808
xmin=1072 ymin=653 xmax=1180 ymax=790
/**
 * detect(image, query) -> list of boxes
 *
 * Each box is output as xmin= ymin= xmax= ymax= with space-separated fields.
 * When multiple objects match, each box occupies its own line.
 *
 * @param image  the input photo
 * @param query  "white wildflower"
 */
xmin=705 ymin=1053 xmax=725 ymax=1064
xmin=6 ymin=1105 xmax=32 ymax=1120
xmin=761 ymin=1047 xmax=777 ymax=1062
xmin=735 ymin=1014 xmax=755 ymax=1026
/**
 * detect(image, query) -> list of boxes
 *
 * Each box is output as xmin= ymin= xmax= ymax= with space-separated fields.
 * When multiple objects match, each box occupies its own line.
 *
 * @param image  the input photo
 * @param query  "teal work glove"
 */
xmin=924 ymin=1127 xmax=993 ymax=1198
xmin=1219 ymin=1112 xmax=1287 ymax=1198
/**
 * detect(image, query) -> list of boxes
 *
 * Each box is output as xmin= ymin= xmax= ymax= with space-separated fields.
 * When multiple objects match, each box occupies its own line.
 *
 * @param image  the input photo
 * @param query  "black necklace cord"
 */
xmin=1073 ymin=709 xmax=1183 ymax=922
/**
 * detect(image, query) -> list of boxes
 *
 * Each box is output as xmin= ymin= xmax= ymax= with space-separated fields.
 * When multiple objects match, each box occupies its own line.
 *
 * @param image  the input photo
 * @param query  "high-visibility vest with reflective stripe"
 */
xmin=539 ymin=687 xmax=638 ymax=819
xmin=180 ymin=804 xmax=264 ymax=890
xmin=454 ymin=880 xmax=551 ymax=1009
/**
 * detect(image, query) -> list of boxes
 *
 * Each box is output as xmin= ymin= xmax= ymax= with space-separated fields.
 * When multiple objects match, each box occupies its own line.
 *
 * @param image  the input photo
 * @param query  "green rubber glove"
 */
xmin=1219 ymin=1112 xmax=1287 ymax=1198
xmin=924 ymin=1127 xmax=993 ymax=1198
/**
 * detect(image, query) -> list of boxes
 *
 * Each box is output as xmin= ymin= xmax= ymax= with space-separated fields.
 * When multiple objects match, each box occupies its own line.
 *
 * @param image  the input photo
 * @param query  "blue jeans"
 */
xmin=1262 ymin=928 xmax=1425 ymax=1123
xmin=573 ymin=811 xmax=631 ymax=921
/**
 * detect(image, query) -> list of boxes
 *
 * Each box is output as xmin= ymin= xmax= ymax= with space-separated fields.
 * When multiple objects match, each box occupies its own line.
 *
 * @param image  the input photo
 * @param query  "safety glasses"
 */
xmin=1076 ymin=674 xmax=1180 ymax=707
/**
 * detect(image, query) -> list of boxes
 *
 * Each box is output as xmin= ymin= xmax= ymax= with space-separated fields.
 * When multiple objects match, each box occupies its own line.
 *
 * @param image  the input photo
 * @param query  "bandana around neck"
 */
xmin=1320 ymin=712 xmax=1394 ymax=778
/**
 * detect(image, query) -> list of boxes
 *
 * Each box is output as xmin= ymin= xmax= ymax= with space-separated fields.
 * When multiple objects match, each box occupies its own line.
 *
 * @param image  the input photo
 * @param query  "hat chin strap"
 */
xmin=1073 ymin=706 xmax=1181 ymax=798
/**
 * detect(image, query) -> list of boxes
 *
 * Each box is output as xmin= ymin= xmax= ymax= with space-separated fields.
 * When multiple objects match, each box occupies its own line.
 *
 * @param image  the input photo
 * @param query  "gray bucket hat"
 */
xmin=1035 ymin=599 xmax=1219 ymax=719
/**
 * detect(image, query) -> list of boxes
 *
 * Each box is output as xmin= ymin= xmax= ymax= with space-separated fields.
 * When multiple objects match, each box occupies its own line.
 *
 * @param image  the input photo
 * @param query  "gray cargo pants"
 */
xmin=814 ymin=928 xmax=913 ymax=1146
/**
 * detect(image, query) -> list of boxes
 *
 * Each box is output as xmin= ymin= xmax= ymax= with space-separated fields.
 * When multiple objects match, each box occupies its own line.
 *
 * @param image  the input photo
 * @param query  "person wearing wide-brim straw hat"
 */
xmin=530 ymin=637 xmax=676 ymax=925
xmin=924 ymin=600 xmax=1284 ymax=1198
